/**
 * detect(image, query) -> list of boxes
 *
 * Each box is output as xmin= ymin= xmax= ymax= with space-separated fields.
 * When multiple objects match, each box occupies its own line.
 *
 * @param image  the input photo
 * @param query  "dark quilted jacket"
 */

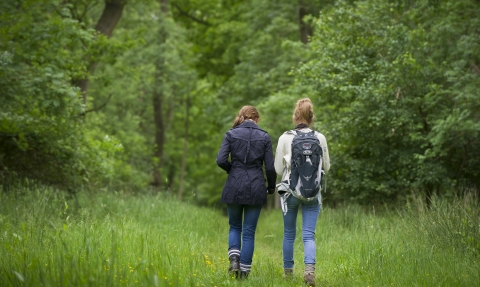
xmin=216 ymin=121 xmax=276 ymax=205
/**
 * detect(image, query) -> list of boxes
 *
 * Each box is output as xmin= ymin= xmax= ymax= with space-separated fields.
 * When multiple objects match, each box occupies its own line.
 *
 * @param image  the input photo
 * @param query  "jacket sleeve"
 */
xmin=216 ymin=132 xmax=232 ymax=173
xmin=263 ymin=133 xmax=277 ymax=192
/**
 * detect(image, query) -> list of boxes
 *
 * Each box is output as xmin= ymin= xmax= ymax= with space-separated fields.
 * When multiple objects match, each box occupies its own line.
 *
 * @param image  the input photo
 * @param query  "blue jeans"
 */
xmin=282 ymin=196 xmax=321 ymax=269
xmin=227 ymin=204 xmax=263 ymax=269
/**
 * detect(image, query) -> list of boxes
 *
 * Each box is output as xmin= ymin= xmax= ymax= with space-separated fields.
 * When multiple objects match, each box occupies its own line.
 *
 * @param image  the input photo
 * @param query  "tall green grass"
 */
xmin=0 ymin=186 xmax=479 ymax=286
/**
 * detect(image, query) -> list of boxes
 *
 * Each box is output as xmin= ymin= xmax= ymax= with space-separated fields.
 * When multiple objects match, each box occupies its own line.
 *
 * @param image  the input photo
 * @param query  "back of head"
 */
xmin=233 ymin=106 xmax=260 ymax=128
xmin=292 ymin=98 xmax=314 ymax=126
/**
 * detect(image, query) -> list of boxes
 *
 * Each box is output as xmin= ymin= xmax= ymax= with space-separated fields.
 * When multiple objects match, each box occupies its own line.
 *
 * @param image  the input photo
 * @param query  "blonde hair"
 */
xmin=292 ymin=98 xmax=314 ymax=126
xmin=232 ymin=106 xmax=260 ymax=128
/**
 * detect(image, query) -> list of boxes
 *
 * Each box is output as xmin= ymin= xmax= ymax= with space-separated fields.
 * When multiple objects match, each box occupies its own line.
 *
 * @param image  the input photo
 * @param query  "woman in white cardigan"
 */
xmin=274 ymin=98 xmax=330 ymax=287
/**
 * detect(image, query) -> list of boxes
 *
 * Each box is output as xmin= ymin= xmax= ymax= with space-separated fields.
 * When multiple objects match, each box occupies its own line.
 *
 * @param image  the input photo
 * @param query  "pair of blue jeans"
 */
xmin=282 ymin=195 xmax=321 ymax=269
xmin=226 ymin=204 xmax=263 ymax=269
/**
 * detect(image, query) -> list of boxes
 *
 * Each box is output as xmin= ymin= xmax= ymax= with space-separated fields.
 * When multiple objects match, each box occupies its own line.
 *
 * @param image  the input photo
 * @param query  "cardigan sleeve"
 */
xmin=317 ymin=133 xmax=330 ymax=173
xmin=274 ymin=133 xmax=290 ymax=176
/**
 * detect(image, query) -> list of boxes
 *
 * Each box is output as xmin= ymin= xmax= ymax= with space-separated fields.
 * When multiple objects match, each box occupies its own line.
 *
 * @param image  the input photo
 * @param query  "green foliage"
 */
xmin=0 ymin=0 xmax=121 ymax=188
xmin=79 ymin=0 xmax=328 ymax=203
xmin=84 ymin=1 xmax=199 ymax=191
xmin=3 ymin=0 xmax=479 ymax=206
xmin=291 ymin=0 xmax=480 ymax=203
xmin=168 ymin=0 xmax=331 ymax=204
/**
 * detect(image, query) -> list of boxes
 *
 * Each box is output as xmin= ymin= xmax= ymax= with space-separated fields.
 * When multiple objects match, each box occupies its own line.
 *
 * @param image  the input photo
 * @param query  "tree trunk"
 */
xmin=166 ymin=163 xmax=175 ymax=191
xmin=151 ymin=0 xmax=169 ymax=189
xmin=160 ymin=0 xmax=168 ymax=14
xmin=178 ymin=97 xmax=190 ymax=200
xmin=75 ymin=0 xmax=125 ymax=106
xmin=152 ymin=90 xmax=165 ymax=188
xmin=94 ymin=1 xmax=125 ymax=37
xmin=298 ymin=1 xmax=313 ymax=44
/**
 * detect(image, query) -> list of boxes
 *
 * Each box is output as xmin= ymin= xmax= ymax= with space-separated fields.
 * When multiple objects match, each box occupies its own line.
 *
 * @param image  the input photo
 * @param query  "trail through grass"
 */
xmin=0 ymin=187 xmax=479 ymax=286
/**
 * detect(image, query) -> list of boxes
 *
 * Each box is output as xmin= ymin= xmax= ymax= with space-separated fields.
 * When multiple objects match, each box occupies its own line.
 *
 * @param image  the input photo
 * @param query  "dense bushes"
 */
xmin=0 ymin=1 xmax=120 ymax=189
xmin=1 ymin=0 xmax=479 ymax=206
xmin=291 ymin=0 xmax=480 ymax=203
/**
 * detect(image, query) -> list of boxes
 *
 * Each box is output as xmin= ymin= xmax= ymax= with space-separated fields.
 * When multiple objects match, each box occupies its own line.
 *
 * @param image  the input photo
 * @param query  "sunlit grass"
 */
xmin=0 ymin=186 xmax=479 ymax=286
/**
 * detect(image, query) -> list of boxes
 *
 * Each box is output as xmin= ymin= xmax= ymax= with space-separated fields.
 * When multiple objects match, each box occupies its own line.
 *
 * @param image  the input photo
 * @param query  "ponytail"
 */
xmin=292 ymin=98 xmax=314 ymax=126
xmin=232 ymin=115 xmax=245 ymax=128
xmin=232 ymin=106 xmax=260 ymax=128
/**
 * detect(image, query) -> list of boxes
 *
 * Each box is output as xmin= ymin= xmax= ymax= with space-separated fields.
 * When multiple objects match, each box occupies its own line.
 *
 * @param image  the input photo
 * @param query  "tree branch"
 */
xmin=83 ymin=93 xmax=113 ymax=114
xmin=171 ymin=3 xmax=211 ymax=26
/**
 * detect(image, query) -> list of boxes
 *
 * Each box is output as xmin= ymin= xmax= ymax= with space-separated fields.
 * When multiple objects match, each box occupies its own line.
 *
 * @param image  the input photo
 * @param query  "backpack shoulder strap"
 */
xmin=285 ymin=130 xmax=297 ymax=136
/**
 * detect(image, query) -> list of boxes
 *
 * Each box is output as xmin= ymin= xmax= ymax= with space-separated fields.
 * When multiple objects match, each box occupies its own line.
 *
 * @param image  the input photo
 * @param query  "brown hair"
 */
xmin=232 ymin=106 xmax=260 ymax=128
xmin=292 ymin=98 xmax=314 ymax=126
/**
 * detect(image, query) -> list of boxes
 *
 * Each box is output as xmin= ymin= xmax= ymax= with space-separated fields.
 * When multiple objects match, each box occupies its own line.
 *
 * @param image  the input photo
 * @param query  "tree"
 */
xmin=152 ymin=0 xmax=170 ymax=189
xmin=0 ymin=0 xmax=119 ymax=189
xmin=84 ymin=0 xmax=198 ymax=192
xmin=178 ymin=96 xmax=189 ymax=200
xmin=69 ymin=0 xmax=125 ymax=107
xmin=293 ymin=0 xmax=480 ymax=204
xmin=167 ymin=0 xmax=304 ymax=204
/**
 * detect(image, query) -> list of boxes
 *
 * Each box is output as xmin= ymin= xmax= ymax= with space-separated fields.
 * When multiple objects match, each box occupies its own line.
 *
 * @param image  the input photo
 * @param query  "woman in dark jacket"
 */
xmin=216 ymin=105 xmax=276 ymax=279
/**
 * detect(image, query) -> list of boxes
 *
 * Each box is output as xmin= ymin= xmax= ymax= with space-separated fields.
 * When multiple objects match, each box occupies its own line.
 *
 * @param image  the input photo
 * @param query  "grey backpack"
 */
xmin=290 ymin=130 xmax=323 ymax=198
xmin=277 ymin=130 xmax=324 ymax=213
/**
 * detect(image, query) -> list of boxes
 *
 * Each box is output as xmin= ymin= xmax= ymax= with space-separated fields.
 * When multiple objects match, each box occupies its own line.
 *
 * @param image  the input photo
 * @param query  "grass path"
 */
xmin=0 ymin=187 xmax=479 ymax=286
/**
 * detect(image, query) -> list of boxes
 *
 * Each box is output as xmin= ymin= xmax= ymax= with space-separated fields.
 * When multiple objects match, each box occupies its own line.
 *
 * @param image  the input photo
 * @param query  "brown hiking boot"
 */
xmin=304 ymin=264 xmax=315 ymax=286
xmin=304 ymin=272 xmax=315 ymax=287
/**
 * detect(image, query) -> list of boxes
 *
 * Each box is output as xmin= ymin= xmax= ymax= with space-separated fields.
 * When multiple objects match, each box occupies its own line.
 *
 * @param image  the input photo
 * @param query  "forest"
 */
xmin=1 ymin=0 xmax=480 ymax=207
xmin=1 ymin=1 xmax=480 ymax=285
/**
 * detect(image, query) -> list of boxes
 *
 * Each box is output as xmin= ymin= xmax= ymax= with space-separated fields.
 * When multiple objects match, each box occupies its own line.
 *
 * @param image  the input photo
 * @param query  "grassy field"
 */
xmin=0 ymin=186 xmax=479 ymax=287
